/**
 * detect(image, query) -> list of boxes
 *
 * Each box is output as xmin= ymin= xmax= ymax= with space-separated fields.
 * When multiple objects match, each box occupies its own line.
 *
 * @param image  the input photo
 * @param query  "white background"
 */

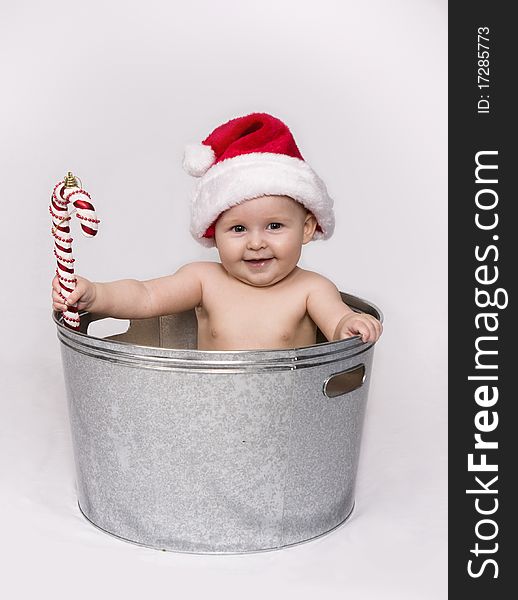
xmin=1 ymin=1 xmax=447 ymax=598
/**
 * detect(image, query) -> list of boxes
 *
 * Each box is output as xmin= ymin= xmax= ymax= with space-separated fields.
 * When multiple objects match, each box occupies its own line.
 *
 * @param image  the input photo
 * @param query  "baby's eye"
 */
xmin=231 ymin=225 xmax=246 ymax=233
xmin=267 ymin=222 xmax=283 ymax=230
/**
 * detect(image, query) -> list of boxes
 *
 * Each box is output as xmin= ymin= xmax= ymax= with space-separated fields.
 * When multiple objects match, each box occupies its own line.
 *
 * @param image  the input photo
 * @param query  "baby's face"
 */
xmin=214 ymin=195 xmax=317 ymax=287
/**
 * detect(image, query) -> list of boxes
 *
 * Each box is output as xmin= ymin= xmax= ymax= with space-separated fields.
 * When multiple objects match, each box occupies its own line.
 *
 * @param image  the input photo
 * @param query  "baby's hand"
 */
xmin=334 ymin=312 xmax=383 ymax=343
xmin=52 ymin=274 xmax=96 ymax=313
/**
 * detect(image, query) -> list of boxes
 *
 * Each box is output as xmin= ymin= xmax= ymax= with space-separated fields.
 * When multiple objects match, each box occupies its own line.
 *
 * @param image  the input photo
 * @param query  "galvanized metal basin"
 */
xmin=54 ymin=292 xmax=381 ymax=553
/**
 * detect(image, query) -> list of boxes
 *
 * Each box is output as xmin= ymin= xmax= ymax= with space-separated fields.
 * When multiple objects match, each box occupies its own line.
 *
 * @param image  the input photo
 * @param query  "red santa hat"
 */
xmin=183 ymin=112 xmax=335 ymax=247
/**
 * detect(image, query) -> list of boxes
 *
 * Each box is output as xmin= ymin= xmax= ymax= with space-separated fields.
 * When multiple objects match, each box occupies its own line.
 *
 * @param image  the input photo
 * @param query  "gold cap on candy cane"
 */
xmin=64 ymin=171 xmax=79 ymax=188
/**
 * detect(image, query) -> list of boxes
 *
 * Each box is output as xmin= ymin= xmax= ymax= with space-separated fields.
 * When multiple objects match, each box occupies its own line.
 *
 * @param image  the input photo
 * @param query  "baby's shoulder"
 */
xmin=295 ymin=268 xmax=338 ymax=290
xmin=293 ymin=269 xmax=341 ymax=302
xmin=177 ymin=261 xmax=226 ymax=281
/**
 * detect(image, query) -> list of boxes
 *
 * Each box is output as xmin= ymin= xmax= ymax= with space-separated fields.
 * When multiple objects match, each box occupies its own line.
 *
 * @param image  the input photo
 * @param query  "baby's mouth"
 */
xmin=244 ymin=257 xmax=274 ymax=267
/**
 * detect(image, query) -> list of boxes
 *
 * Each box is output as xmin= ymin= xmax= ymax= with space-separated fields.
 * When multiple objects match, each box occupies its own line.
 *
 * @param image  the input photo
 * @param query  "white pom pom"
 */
xmin=182 ymin=143 xmax=216 ymax=177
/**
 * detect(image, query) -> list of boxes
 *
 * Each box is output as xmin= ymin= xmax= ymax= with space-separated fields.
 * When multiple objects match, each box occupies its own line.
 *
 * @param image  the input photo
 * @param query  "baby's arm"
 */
xmin=52 ymin=263 xmax=204 ymax=319
xmin=306 ymin=274 xmax=382 ymax=343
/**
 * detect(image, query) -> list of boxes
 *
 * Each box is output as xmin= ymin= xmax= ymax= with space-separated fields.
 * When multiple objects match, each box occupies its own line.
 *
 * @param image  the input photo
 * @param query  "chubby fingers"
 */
xmin=63 ymin=284 xmax=83 ymax=308
xmin=52 ymin=274 xmax=63 ymax=295
xmin=341 ymin=313 xmax=383 ymax=343
xmin=358 ymin=314 xmax=383 ymax=342
xmin=52 ymin=277 xmax=68 ymax=311
xmin=51 ymin=274 xmax=77 ymax=311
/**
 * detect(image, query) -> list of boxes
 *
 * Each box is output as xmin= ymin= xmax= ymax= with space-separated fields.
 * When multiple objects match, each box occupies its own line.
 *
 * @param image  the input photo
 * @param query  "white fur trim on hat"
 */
xmin=183 ymin=142 xmax=216 ymax=177
xmin=190 ymin=152 xmax=335 ymax=247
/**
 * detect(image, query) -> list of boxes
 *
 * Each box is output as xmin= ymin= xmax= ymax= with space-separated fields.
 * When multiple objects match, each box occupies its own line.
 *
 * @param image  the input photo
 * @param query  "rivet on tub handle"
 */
xmin=323 ymin=364 xmax=366 ymax=398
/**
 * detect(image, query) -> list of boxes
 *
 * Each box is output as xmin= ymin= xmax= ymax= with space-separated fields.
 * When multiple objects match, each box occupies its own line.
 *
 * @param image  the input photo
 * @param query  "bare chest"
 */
xmin=196 ymin=279 xmax=315 ymax=350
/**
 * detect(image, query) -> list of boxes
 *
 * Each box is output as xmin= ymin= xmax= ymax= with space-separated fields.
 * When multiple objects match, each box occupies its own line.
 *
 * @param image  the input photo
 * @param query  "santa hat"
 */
xmin=183 ymin=112 xmax=335 ymax=247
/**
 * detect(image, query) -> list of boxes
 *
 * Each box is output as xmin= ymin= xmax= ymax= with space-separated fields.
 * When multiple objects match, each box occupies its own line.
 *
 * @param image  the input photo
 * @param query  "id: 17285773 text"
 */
xmin=477 ymin=26 xmax=490 ymax=114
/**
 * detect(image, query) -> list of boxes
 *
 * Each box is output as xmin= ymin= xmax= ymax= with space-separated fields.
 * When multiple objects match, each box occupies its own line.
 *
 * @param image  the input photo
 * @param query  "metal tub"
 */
xmin=54 ymin=292 xmax=381 ymax=553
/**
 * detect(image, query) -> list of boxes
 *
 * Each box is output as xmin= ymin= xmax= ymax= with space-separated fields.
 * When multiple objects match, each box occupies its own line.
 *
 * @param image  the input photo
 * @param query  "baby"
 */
xmin=52 ymin=113 xmax=382 ymax=351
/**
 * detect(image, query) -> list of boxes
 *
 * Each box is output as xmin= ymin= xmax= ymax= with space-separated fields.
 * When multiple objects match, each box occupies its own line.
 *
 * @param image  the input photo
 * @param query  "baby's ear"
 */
xmin=302 ymin=212 xmax=318 ymax=244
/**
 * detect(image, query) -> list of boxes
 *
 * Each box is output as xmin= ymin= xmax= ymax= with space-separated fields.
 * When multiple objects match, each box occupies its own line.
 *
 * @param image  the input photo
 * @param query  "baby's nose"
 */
xmin=246 ymin=233 xmax=266 ymax=250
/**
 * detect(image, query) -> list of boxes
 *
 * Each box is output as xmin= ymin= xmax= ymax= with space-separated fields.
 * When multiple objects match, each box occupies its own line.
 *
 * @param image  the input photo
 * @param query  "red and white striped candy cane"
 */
xmin=50 ymin=173 xmax=99 ymax=329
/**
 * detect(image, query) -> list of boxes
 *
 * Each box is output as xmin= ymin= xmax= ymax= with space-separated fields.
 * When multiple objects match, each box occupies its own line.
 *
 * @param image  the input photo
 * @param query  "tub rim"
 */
xmin=53 ymin=291 xmax=382 ymax=370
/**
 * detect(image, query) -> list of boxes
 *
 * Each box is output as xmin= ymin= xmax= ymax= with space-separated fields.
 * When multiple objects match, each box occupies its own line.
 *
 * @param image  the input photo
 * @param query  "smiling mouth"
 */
xmin=244 ymin=258 xmax=274 ymax=267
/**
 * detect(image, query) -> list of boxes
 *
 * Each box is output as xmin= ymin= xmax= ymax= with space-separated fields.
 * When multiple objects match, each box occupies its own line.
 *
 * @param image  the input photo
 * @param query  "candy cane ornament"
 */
xmin=50 ymin=172 xmax=100 ymax=329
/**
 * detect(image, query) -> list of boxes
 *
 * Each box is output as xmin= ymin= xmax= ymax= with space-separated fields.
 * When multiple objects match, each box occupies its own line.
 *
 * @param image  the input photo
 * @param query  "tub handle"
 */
xmin=323 ymin=364 xmax=365 ymax=398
